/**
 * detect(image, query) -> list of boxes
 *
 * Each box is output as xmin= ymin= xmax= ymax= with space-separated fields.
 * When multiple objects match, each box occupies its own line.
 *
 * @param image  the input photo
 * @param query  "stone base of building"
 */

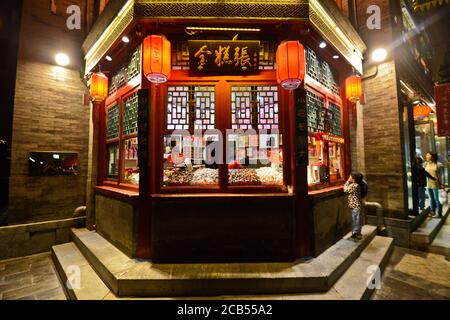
xmin=0 ymin=217 xmax=86 ymax=260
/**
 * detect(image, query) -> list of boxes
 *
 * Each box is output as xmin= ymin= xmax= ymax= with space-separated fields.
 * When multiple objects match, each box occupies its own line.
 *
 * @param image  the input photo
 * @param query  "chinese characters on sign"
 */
xmin=435 ymin=83 xmax=450 ymax=137
xmin=188 ymin=40 xmax=260 ymax=73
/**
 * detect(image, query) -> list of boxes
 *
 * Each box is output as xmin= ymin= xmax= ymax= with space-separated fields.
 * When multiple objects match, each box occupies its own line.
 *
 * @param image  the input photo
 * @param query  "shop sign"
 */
xmin=188 ymin=40 xmax=260 ymax=73
xmin=322 ymin=134 xmax=345 ymax=144
xmin=295 ymin=90 xmax=309 ymax=166
xmin=435 ymin=83 xmax=450 ymax=136
xmin=138 ymin=89 xmax=150 ymax=193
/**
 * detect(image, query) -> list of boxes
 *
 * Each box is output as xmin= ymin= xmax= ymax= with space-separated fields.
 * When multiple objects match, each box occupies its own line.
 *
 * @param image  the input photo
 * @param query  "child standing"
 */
xmin=344 ymin=173 xmax=363 ymax=240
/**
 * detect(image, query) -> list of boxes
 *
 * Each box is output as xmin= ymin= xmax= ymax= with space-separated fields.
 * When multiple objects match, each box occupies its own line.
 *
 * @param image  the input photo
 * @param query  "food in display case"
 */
xmin=191 ymin=168 xmax=219 ymax=185
xmin=255 ymin=166 xmax=283 ymax=185
xmin=124 ymin=137 xmax=139 ymax=185
xmin=107 ymin=143 xmax=119 ymax=179
xmin=163 ymin=134 xmax=219 ymax=186
xmin=229 ymin=168 xmax=261 ymax=185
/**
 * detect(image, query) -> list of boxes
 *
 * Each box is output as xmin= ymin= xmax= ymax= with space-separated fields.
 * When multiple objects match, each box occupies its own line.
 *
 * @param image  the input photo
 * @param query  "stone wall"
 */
xmin=95 ymin=195 xmax=137 ymax=258
xmin=0 ymin=217 xmax=86 ymax=260
xmin=311 ymin=192 xmax=352 ymax=256
xmin=360 ymin=61 xmax=406 ymax=217
xmin=8 ymin=0 xmax=90 ymax=223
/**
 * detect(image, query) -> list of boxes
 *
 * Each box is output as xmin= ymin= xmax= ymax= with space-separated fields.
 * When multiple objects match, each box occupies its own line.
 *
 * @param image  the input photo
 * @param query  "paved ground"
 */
xmin=1 ymin=247 xmax=449 ymax=300
xmin=0 ymin=252 xmax=66 ymax=300
xmin=372 ymin=246 xmax=450 ymax=300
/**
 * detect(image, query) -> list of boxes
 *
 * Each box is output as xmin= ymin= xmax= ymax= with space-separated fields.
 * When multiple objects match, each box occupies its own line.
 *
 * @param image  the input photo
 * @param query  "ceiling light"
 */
xmin=122 ymin=36 xmax=130 ymax=43
xmin=106 ymin=55 xmax=112 ymax=62
xmin=186 ymin=26 xmax=261 ymax=32
xmin=333 ymin=55 xmax=339 ymax=59
xmin=372 ymin=48 xmax=388 ymax=63
xmin=55 ymin=53 xmax=70 ymax=66
xmin=319 ymin=41 xmax=327 ymax=49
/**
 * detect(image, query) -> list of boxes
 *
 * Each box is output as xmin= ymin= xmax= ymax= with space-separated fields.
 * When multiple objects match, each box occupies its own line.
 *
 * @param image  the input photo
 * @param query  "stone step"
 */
xmin=410 ymin=205 xmax=450 ymax=250
xmin=428 ymin=223 xmax=450 ymax=256
xmin=223 ymin=236 xmax=394 ymax=300
xmin=69 ymin=225 xmax=377 ymax=297
xmin=51 ymin=242 xmax=111 ymax=300
xmin=101 ymin=236 xmax=395 ymax=300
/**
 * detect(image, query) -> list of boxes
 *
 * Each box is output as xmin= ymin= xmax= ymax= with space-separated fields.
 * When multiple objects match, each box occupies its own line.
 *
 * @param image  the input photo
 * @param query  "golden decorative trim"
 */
xmin=134 ymin=0 xmax=309 ymax=20
xmin=309 ymin=0 xmax=364 ymax=74
xmin=412 ymin=0 xmax=449 ymax=12
xmin=84 ymin=0 xmax=365 ymax=76
xmin=85 ymin=0 xmax=134 ymax=75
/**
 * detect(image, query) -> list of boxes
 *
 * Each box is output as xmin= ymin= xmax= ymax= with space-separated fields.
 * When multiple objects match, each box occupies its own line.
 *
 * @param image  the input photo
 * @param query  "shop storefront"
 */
xmin=83 ymin=0 xmax=365 ymax=262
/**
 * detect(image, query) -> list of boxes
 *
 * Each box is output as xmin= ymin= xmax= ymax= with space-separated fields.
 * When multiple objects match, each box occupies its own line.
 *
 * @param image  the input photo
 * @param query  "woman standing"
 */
xmin=415 ymin=156 xmax=437 ymax=212
xmin=344 ymin=173 xmax=363 ymax=240
xmin=424 ymin=152 xmax=443 ymax=218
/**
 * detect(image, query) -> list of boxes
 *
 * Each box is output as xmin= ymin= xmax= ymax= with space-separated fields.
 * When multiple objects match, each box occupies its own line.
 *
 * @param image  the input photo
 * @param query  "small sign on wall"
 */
xmin=28 ymin=152 xmax=79 ymax=176
xmin=435 ymin=83 xmax=450 ymax=137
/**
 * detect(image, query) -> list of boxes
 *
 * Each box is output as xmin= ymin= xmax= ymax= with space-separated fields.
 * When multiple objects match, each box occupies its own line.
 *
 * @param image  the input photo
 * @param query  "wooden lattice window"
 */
xmin=306 ymin=46 xmax=340 ymax=95
xmin=166 ymin=86 xmax=216 ymax=130
xmin=329 ymin=103 xmax=342 ymax=136
xmin=306 ymin=90 xmax=325 ymax=133
xmin=106 ymin=104 xmax=119 ymax=140
xmin=231 ymin=85 xmax=279 ymax=130
xmin=123 ymin=93 xmax=138 ymax=136
xmin=109 ymin=46 xmax=141 ymax=95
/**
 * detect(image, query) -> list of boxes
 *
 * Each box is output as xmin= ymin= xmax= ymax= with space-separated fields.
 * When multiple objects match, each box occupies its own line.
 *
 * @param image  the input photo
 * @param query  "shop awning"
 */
xmin=411 ymin=0 xmax=450 ymax=12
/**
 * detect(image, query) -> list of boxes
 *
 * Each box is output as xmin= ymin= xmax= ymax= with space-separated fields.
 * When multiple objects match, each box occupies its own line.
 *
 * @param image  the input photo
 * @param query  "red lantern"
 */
xmin=413 ymin=105 xmax=432 ymax=118
xmin=143 ymin=35 xmax=171 ymax=84
xmin=345 ymin=75 xmax=362 ymax=103
xmin=276 ymin=41 xmax=305 ymax=90
xmin=90 ymin=72 xmax=108 ymax=102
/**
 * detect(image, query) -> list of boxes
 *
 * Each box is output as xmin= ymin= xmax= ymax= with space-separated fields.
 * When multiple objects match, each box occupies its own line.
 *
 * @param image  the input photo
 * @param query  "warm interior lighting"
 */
xmin=55 ymin=53 xmax=70 ymax=66
xmin=413 ymin=105 xmax=432 ymax=118
xmin=143 ymin=35 xmax=171 ymax=84
xmin=276 ymin=41 xmax=306 ymax=90
xmin=186 ymin=26 xmax=261 ymax=32
xmin=106 ymin=55 xmax=112 ymax=61
xmin=122 ymin=36 xmax=130 ymax=43
xmin=372 ymin=48 xmax=388 ymax=62
xmin=90 ymin=72 xmax=109 ymax=102
xmin=345 ymin=75 xmax=362 ymax=102
xmin=319 ymin=41 xmax=327 ymax=49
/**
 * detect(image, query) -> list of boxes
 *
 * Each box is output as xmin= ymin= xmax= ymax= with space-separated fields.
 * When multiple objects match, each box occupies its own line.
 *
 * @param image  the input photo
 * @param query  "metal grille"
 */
xmin=107 ymin=104 xmax=119 ymax=140
xmin=305 ymin=46 xmax=340 ymax=95
xmin=329 ymin=103 xmax=342 ymax=136
xmin=172 ymin=40 xmax=275 ymax=71
xmin=109 ymin=46 xmax=141 ymax=95
xmin=123 ymin=93 xmax=138 ymax=136
xmin=231 ymin=85 xmax=279 ymax=130
xmin=167 ymin=86 xmax=216 ymax=130
xmin=306 ymin=90 xmax=325 ymax=133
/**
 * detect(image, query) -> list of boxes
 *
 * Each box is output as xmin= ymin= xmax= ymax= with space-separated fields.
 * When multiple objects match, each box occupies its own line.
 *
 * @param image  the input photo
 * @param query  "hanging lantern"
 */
xmin=143 ymin=35 xmax=171 ymax=84
xmin=345 ymin=75 xmax=362 ymax=103
xmin=276 ymin=41 xmax=305 ymax=90
xmin=413 ymin=105 xmax=432 ymax=118
xmin=90 ymin=72 xmax=108 ymax=102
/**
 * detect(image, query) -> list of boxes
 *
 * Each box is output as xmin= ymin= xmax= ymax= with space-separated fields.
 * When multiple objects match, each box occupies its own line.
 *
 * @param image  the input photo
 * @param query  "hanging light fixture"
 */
xmin=90 ymin=72 xmax=108 ymax=102
xmin=345 ymin=75 xmax=362 ymax=102
xmin=413 ymin=105 xmax=432 ymax=118
xmin=143 ymin=35 xmax=171 ymax=84
xmin=276 ymin=41 xmax=305 ymax=90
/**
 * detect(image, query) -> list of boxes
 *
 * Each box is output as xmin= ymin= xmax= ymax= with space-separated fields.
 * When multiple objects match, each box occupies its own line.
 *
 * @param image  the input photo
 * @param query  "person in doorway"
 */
xmin=415 ymin=156 xmax=437 ymax=212
xmin=344 ymin=173 xmax=363 ymax=240
xmin=424 ymin=152 xmax=443 ymax=218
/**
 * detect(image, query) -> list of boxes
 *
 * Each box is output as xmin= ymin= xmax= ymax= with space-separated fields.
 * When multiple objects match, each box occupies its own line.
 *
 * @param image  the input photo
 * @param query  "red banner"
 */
xmin=435 ymin=83 xmax=450 ymax=137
